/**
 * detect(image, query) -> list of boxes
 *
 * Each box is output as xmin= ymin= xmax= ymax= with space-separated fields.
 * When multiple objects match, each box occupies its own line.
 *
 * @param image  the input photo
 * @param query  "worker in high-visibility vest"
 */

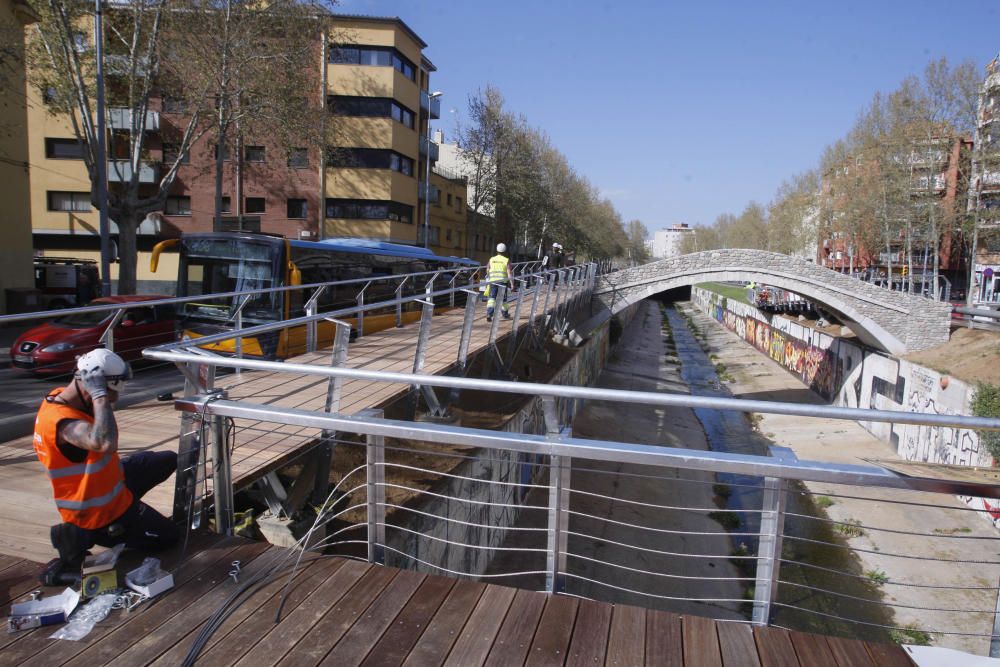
xmin=484 ymin=243 xmax=514 ymax=322
xmin=33 ymin=349 xmax=178 ymax=585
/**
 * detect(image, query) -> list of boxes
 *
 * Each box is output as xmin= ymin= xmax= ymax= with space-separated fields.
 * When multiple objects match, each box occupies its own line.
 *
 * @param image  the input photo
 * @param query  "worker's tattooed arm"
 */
xmin=60 ymin=397 xmax=119 ymax=454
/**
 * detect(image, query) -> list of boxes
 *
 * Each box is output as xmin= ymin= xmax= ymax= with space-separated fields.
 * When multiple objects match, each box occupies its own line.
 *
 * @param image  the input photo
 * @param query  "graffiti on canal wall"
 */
xmin=693 ymin=287 xmax=997 ymax=528
xmin=708 ymin=298 xmax=838 ymax=399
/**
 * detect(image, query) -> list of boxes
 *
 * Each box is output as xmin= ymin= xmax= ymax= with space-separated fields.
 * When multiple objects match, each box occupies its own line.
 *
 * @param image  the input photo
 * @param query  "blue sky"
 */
xmin=340 ymin=0 xmax=999 ymax=236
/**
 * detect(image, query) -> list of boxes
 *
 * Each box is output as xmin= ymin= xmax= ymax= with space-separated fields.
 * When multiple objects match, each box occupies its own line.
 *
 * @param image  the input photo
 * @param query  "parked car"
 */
xmin=10 ymin=295 xmax=176 ymax=375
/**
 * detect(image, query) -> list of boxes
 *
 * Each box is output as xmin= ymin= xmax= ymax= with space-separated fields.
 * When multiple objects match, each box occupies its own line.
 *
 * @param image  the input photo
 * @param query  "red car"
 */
xmin=10 ymin=295 xmax=177 ymax=375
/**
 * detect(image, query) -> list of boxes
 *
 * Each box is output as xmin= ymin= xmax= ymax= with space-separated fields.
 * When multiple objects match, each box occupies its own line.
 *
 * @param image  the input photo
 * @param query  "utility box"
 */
xmin=33 ymin=257 xmax=100 ymax=309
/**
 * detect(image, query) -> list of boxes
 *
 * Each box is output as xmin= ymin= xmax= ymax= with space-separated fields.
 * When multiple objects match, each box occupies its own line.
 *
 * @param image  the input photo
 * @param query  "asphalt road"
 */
xmin=0 ymin=359 xmax=186 ymax=441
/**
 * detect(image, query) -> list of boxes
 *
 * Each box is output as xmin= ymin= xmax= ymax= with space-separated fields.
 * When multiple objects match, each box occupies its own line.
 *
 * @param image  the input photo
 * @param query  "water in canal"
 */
xmin=516 ymin=299 xmax=893 ymax=639
xmin=483 ymin=299 xmax=892 ymax=637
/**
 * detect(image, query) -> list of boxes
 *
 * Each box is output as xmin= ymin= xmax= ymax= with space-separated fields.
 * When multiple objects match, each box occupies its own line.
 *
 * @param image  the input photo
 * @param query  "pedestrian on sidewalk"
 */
xmin=485 ymin=243 xmax=514 ymax=322
xmin=33 ymin=349 xmax=178 ymax=585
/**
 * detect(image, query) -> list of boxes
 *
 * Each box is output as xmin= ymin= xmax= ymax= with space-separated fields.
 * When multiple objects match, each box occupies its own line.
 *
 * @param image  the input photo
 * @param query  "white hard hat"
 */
xmin=496 ymin=243 xmax=506 ymax=253
xmin=76 ymin=348 xmax=132 ymax=394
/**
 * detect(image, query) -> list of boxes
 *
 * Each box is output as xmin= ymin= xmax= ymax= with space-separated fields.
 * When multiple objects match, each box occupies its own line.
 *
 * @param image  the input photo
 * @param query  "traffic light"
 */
xmin=901 ymin=266 xmax=908 ymax=277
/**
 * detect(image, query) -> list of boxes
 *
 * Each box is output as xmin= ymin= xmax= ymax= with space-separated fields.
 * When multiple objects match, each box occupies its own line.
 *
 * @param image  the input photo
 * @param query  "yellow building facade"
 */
xmin=0 ymin=0 xmax=39 ymax=312
xmin=324 ymin=16 xmax=453 ymax=248
xmin=23 ymin=13 xmax=468 ymax=295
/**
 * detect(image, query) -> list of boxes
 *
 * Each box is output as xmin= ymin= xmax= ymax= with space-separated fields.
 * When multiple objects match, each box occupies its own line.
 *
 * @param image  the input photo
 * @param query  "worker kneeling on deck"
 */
xmin=33 ymin=349 xmax=178 ymax=585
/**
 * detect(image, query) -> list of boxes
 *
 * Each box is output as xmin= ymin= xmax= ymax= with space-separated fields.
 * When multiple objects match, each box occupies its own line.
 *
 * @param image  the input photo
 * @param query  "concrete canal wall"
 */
xmin=386 ymin=304 xmax=639 ymax=575
xmin=691 ymin=287 xmax=999 ymax=526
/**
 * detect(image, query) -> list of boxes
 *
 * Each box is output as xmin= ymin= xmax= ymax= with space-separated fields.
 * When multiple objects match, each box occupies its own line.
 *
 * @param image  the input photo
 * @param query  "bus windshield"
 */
xmin=180 ymin=238 xmax=282 ymax=322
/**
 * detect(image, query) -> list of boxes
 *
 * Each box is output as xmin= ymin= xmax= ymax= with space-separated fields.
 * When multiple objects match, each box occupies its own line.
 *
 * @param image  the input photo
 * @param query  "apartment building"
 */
xmin=818 ymin=135 xmax=971 ymax=293
xmin=649 ymin=224 xmax=695 ymax=259
xmin=969 ymin=55 xmax=1000 ymax=302
xmin=0 ymin=0 xmax=39 ymax=312
xmin=25 ymin=12 xmax=465 ymax=292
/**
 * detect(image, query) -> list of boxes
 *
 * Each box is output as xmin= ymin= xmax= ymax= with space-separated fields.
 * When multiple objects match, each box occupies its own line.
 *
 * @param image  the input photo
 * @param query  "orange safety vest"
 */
xmin=32 ymin=389 xmax=133 ymax=530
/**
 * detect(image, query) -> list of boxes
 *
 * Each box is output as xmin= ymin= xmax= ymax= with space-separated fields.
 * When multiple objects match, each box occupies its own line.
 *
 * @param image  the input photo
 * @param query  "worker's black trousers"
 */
xmin=52 ymin=451 xmax=180 ymax=565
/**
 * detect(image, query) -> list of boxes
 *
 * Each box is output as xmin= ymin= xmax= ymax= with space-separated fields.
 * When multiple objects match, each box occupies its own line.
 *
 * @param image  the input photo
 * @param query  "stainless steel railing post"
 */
xmin=752 ymin=476 xmax=787 ymax=625
xmin=210 ymin=390 xmax=233 ymax=535
xmin=363 ymin=408 xmax=386 ymax=565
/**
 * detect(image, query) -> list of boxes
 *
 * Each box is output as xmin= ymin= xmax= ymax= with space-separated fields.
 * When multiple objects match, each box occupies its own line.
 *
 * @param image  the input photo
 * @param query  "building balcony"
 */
xmin=107 ymin=160 xmax=158 ymax=184
xmin=420 ymin=90 xmax=441 ymax=119
xmin=418 ymin=180 xmax=440 ymax=204
xmin=981 ymin=170 xmax=1000 ymax=191
xmin=418 ymin=135 xmax=439 ymax=161
xmin=108 ymin=108 xmax=160 ymax=132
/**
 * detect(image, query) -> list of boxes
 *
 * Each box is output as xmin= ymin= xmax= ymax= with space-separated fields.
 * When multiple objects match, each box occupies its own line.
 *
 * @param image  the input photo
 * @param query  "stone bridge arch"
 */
xmin=592 ymin=249 xmax=951 ymax=355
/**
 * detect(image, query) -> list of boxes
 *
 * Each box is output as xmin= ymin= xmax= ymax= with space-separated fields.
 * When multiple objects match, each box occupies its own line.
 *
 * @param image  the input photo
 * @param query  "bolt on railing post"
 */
xmin=363 ymin=408 xmax=386 ymax=565
xmin=209 ymin=389 xmax=233 ymax=535
xmin=752 ymin=476 xmax=787 ymax=625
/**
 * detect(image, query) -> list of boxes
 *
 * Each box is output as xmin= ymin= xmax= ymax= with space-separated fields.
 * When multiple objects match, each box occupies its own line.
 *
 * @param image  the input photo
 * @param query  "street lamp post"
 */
xmin=423 ymin=91 xmax=442 ymax=249
xmin=94 ymin=0 xmax=111 ymax=296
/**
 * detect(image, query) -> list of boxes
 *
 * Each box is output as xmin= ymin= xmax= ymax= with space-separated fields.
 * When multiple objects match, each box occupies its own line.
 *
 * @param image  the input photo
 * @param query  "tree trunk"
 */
xmin=116 ymin=214 xmax=139 ymax=295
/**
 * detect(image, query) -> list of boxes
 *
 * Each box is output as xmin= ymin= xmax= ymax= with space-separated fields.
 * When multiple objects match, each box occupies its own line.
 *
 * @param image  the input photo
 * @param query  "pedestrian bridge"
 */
xmin=592 ymin=249 xmax=952 ymax=354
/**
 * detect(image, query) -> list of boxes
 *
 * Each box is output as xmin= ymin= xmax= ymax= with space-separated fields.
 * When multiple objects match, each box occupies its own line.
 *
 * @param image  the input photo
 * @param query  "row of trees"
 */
xmin=684 ymin=56 xmax=993 ymax=299
xmin=456 ymin=85 xmax=641 ymax=262
xmin=26 ymin=0 xmax=335 ymax=294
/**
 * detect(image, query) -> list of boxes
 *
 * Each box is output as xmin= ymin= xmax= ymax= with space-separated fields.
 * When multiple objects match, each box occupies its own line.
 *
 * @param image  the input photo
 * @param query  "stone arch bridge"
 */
xmin=591 ymin=249 xmax=951 ymax=355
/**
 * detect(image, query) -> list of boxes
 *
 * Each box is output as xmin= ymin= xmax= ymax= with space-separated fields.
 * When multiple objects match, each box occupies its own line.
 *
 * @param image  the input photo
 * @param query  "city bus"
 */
xmin=150 ymin=232 xmax=478 ymax=358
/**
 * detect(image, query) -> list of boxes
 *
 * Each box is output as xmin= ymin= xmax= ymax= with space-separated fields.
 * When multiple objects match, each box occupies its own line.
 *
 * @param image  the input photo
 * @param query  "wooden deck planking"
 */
xmin=0 ymin=297 xmax=541 ymax=563
xmin=0 ymin=535 xmax=918 ymax=666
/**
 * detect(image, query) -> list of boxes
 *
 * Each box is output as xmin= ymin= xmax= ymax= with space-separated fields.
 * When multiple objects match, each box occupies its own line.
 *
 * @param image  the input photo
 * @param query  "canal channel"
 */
xmin=485 ymin=297 xmax=894 ymax=640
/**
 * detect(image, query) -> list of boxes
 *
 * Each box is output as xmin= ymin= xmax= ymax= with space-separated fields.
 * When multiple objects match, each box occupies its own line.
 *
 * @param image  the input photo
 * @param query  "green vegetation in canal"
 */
xmin=708 ymin=510 xmax=740 ymax=531
xmin=971 ymin=382 xmax=1000 ymax=461
xmin=932 ymin=526 xmax=971 ymax=535
xmin=775 ymin=481 xmax=897 ymax=645
xmin=699 ymin=282 xmax=751 ymax=305
xmin=814 ymin=495 xmax=835 ymax=509
xmin=835 ymin=518 xmax=865 ymax=538
xmin=889 ymin=625 xmax=932 ymax=646
xmin=865 ymin=568 xmax=889 ymax=586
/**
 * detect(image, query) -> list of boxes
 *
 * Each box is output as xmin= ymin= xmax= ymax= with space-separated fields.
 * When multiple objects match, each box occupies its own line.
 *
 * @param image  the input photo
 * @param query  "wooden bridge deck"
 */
xmin=0 ymin=292 xmax=543 ymax=563
xmin=0 ymin=532 xmax=915 ymax=666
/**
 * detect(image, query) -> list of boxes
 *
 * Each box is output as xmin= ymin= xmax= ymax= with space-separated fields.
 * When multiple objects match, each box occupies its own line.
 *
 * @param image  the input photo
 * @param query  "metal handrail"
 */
xmin=141 ymin=265 xmax=584 ymax=352
xmin=0 ymin=259 xmax=571 ymax=326
xmin=176 ymin=394 xmax=1000 ymax=645
xmin=174 ymin=397 xmax=1000 ymax=498
xmin=146 ymin=348 xmax=1000 ymax=432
